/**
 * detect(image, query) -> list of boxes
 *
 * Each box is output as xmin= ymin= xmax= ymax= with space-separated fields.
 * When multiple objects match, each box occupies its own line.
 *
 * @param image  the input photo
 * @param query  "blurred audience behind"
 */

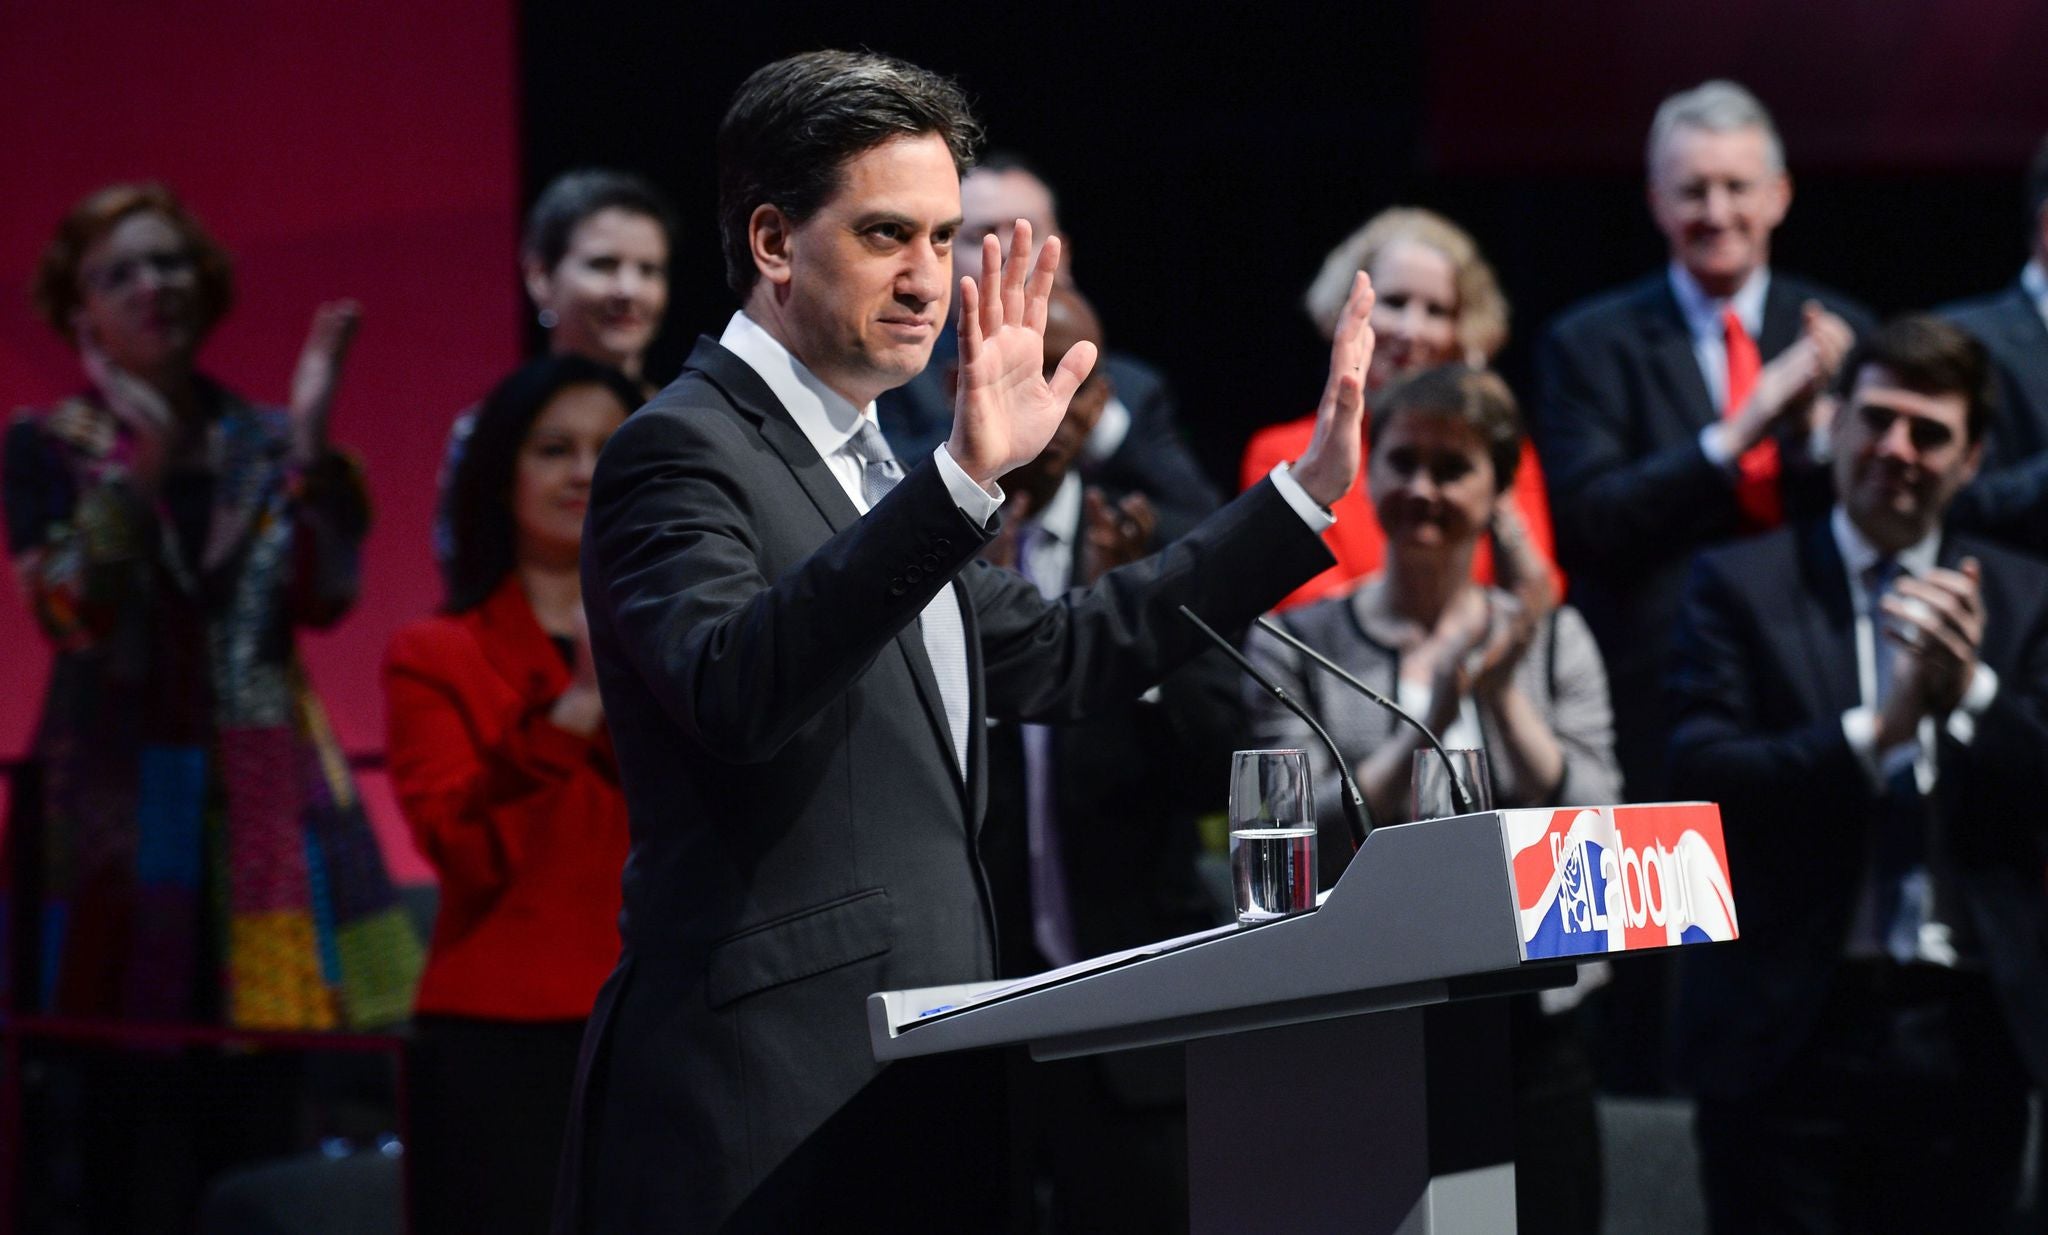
xmin=3 ymin=181 xmax=423 ymax=1229
xmin=1238 ymin=207 xmax=1560 ymax=612
xmin=6 ymin=82 xmax=2048 ymax=1235
xmin=433 ymin=168 xmax=676 ymax=567
xmin=979 ymin=284 xmax=1243 ymax=1233
xmin=1247 ymin=364 xmax=1614 ymax=1235
xmin=385 ymin=354 xmax=639 ymax=1235
xmin=1666 ymin=315 xmax=2048 ymax=1232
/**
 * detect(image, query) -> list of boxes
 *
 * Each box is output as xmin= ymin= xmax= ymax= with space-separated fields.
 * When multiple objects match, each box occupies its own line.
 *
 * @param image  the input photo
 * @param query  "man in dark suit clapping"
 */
xmin=557 ymin=50 xmax=1377 ymax=1233
xmin=1531 ymin=80 xmax=1873 ymax=807
xmin=1667 ymin=316 xmax=2048 ymax=1232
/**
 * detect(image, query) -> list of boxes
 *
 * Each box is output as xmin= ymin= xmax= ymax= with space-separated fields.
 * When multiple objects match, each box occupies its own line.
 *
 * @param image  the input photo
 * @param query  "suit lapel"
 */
xmin=1758 ymin=278 xmax=1804 ymax=360
xmin=686 ymin=337 xmax=968 ymax=797
xmin=1640 ymin=284 xmax=1719 ymax=431
xmin=1793 ymin=518 xmax=1862 ymax=713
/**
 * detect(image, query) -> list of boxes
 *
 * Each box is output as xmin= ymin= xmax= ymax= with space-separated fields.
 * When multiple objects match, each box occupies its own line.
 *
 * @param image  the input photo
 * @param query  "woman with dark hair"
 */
xmin=383 ymin=353 xmax=640 ymax=1235
xmin=435 ymin=168 xmax=675 ymax=564
xmin=2 ymin=182 xmax=422 ymax=1031
xmin=1247 ymin=364 xmax=1616 ymax=1235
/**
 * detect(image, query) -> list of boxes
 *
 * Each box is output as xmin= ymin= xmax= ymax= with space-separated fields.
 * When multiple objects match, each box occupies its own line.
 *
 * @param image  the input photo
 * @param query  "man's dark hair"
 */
xmin=2027 ymin=133 xmax=2048 ymax=243
xmin=522 ymin=169 xmax=678 ymax=271
xmin=717 ymin=50 xmax=982 ymax=297
xmin=1833 ymin=315 xmax=1999 ymax=444
xmin=445 ymin=354 xmax=645 ymax=613
xmin=1370 ymin=364 xmax=1525 ymax=494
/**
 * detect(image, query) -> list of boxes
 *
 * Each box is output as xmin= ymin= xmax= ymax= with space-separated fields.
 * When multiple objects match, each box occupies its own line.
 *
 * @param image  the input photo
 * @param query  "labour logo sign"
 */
xmin=1501 ymin=802 xmax=1739 ymax=961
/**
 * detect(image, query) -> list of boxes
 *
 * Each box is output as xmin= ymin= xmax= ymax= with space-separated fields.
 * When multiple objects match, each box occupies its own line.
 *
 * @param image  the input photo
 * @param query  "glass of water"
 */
xmin=1228 ymin=749 xmax=1317 ymax=925
xmin=1410 ymin=748 xmax=1494 ymax=821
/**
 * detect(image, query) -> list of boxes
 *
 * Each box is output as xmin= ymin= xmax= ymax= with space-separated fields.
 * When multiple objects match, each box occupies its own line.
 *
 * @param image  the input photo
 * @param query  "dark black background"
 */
xmin=517 ymin=2 xmax=2033 ymax=493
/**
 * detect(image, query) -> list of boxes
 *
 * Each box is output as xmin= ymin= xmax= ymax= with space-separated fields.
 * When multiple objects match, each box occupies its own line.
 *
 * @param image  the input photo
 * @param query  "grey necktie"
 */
xmin=849 ymin=421 xmax=972 ymax=776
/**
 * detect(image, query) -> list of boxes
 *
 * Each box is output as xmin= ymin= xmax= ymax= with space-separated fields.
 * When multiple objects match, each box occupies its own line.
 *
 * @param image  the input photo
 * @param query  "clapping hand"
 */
xmin=550 ymin=604 xmax=607 ymax=737
xmin=947 ymin=222 xmax=1096 ymax=488
xmin=1723 ymin=301 xmax=1854 ymax=455
xmin=288 ymin=301 xmax=362 ymax=468
xmin=1079 ymin=488 xmax=1156 ymax=584
xmin=1288 ymin=271 xmax=1376 ymax=508
xmin=73 ymin=311 xmax=173 ymax=487
xmin=1877 ymin=558 xmax=1983 ymax=742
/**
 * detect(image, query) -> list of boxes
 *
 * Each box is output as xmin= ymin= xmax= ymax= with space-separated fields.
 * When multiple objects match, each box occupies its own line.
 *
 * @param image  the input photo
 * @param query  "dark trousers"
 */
xmin=411 ymin=1015 xmax=586 ymax=1235
xmin=1510 ymin=994 xmax=1602 ymax=1235
xmin=1695 ymin=961 xmax=2029 ymax=1235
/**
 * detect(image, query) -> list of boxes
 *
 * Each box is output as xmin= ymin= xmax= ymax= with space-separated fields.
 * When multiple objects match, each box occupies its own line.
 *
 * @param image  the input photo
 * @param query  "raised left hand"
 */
xmin=947 ymin=223 xmax=1096 ymax=488
xmin=1289 ymin=272 xmax=1376 ymax=508
xmin=288 ymin=300 xmax=362 ymax=467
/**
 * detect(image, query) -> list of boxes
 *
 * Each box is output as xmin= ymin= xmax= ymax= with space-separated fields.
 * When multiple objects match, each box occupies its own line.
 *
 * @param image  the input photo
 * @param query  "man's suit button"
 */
xmin=889 ymin=579 xmax=907 ymax=597
xmin=921 ymin=554 xmax=939 ymax=572
xmin=905 ymin=566 xmax=923 ymax=584
xmin=934 ymin=538 xmax=952 ymax=552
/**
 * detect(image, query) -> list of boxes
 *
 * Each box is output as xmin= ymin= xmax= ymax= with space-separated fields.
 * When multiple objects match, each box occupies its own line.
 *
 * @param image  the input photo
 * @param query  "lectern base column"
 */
xmin=1185 ymin=1004 xmax=1516 ymax=1234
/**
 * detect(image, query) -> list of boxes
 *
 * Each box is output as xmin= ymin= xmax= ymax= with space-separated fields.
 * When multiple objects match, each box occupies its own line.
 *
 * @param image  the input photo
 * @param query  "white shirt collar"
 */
xmin=718 ymin=311 xmax=879 ymax=462
xmin=1668 ymin=261 xmax=1771 ymax=343
xmin=1830 ymin=505 xmax=1941 ymax=585
xmin=2021 ymin=259 xmax=2048 ymax=328
xmin=1034 ymin=470 xmax=1085 ymax=543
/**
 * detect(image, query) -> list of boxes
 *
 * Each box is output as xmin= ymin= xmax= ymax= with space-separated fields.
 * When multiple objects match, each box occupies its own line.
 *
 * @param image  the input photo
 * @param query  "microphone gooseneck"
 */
xmin=1253 ymin=615 xmax=1479 ymax=817
xmin=1176 ymin=605 xmax=1372 ymax=850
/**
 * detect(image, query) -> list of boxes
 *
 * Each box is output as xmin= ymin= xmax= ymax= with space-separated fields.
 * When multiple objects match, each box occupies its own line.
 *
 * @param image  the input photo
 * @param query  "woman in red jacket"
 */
xmin=1240 ymin=207 xmax=1560 ymax=612
xmin=383 ymin=354 xmax=639 ymax=1234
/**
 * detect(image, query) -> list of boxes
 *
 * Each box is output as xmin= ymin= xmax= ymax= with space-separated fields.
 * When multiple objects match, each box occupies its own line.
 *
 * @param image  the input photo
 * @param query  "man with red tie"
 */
xmin=1531 ymin=80 xmax=1873 ymax=809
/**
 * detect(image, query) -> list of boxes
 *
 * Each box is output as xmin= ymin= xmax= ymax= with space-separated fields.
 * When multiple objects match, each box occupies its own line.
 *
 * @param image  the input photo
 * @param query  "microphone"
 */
xmin=1176 ymin=605 xmax=1373 ymax=849
xmin=1253 ymin=615 xmax=1480 ymax=817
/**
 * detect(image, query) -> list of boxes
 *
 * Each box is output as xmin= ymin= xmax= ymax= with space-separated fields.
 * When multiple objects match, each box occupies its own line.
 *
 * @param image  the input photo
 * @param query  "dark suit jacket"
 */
xmin=1942 ymin=281 xmax=2048 ymax=552
xmin=1532 ymin=270 xmax=1874 ymax=799
xmin=1665 ymin=518 xmax=2048 ymax=1099
xmin=561 ymin=338 xmax=1331 ymax=1231
xmin=981 ymin=522 xmax=1242 ymax=979
xmin=878 ymin=345 xmax=1222 ymax=542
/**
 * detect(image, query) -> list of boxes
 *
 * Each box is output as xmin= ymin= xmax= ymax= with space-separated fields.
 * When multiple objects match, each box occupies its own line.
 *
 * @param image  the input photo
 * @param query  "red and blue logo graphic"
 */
xmin=1503 ymin=803 xmax=1738 ymax=960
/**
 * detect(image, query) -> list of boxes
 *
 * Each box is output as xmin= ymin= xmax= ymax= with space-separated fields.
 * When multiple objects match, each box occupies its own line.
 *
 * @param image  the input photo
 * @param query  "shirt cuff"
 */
xmin=1840 ymin=706 xmax=1887 ymax=791
xmin=934 ymin=444 xmax=1004 ymax=523
xmin=1944 ymin=662 xmax=2000 ymax=746
xmin=1269 ymin=461 xmax=1337 ymax=532
xmin=1698 ymin=423 xmax=1738 ymax=470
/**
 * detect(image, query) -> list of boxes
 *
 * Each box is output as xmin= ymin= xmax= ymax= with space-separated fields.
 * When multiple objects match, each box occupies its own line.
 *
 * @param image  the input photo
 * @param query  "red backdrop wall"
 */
xmin=0 ymin=0 xmax=523 ymax=882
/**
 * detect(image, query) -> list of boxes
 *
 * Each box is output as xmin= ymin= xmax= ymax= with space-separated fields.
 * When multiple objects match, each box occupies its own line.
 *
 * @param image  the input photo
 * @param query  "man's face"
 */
xmin=1832 ymin=364 xmax=1982 ymax=550
xmin=959 ymin=168 xmax=1064 ymax=284
xmin=1648 ymin=125 xmax=1789 ymax=297
xmin=1033 ymin=291 xmax=1109 ymax=481
xmin=774 ymin=133 xmax=961 ymax=406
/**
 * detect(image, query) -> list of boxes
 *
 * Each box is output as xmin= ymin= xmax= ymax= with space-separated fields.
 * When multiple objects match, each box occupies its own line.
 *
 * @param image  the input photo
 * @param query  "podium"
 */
xmin=870 ymin=802 xmax=1738 ymax=1233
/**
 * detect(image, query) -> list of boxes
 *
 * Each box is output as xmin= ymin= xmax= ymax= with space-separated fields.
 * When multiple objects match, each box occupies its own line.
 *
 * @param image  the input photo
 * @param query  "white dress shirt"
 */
xmin=1829 ymin=508 xmax=1999 ymax=965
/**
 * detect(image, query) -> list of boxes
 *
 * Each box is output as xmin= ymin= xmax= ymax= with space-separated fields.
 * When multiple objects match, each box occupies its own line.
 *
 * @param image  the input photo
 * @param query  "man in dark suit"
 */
xmin=1942 ymin=134 xmax=2048 ymax=552
xmin=1667 ymin=316 xmax=2048 ymax=1232
xmin=558 ymin=51 xmax=1376 ymax=1233
xmin=877 ymin=152 xmax=1222 ymax=540
xmin=1532 ymin=80 xmax=1872 ymax=807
